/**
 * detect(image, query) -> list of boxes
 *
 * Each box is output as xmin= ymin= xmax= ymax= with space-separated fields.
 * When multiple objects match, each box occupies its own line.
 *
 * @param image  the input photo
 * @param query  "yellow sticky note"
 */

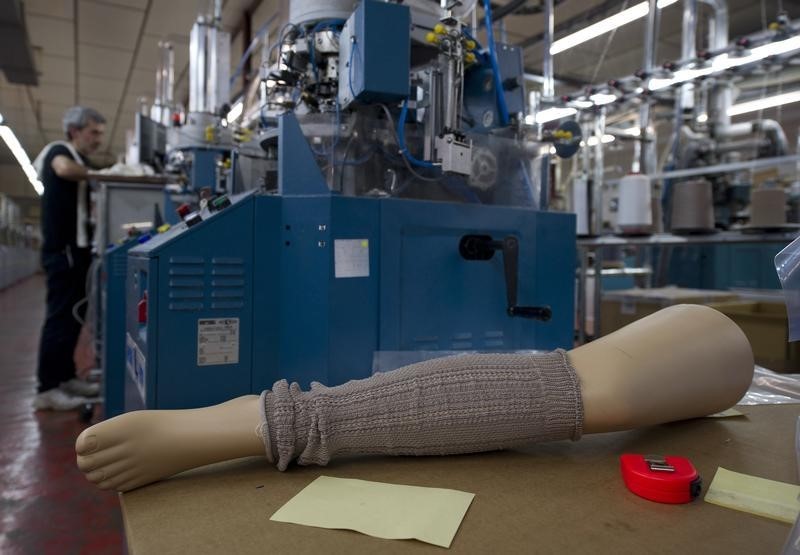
xmin=270 ymin=476 xmax=475 ymax=548
xmin=704 ymin=467 xmax=800 ymax=524
xmin=706 ymin=408 xmax=745 ymax=418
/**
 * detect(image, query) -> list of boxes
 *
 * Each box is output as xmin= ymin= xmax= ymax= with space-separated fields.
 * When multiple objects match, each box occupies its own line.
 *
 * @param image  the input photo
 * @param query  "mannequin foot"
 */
xmin=75 ymin=396 xmax=264 ymax=492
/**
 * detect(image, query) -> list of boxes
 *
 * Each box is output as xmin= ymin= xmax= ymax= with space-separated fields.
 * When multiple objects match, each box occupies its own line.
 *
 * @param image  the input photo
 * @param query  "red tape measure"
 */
xmin=620 ymin=454 xmax=702 ymax=504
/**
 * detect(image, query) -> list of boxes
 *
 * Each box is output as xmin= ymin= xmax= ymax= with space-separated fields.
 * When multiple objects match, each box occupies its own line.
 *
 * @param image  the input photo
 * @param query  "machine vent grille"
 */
xmin=483 ymin=330 xmax=505 ymax=348
xmin=168 ymin=256 xmax=205 ymax=311
xmin=210 ymin=257 xmax=245 ymax=309
xmin=112 ymin=255 xmax=126 ymax=277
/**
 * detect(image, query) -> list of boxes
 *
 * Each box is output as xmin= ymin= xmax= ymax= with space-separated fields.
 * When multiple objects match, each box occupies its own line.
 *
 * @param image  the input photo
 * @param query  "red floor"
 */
xmin=0 ymin=275 xmax=125 ymax=554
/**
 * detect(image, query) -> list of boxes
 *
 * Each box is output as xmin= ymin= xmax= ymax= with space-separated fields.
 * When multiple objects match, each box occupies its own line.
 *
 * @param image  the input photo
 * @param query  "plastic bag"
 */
xmin=775 ymin=236 xmax=800 ymax=341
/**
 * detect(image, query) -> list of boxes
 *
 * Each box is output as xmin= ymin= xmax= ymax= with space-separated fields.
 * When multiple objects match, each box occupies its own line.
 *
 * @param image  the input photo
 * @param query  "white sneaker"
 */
xmin=60 ymin=378 xmax=101 ymax=397
xmin=33 ymin=388 xmax=92 ymax=411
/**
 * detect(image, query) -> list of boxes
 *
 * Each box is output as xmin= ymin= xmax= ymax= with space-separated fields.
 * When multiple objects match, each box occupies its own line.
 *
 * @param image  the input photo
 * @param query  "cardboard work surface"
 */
xmin=120 ymin=404 xmax=799 ymax=554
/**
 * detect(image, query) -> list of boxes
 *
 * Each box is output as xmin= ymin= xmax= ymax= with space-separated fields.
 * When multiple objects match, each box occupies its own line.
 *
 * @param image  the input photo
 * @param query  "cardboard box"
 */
xmin=709 ymin=301 xmax=800 ymax=372
xmin=601 ymin=287 xmax=739 ymax=335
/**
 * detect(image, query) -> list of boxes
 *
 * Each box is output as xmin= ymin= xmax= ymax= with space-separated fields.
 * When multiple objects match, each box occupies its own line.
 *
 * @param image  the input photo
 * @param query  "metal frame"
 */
xmin=576 ymin=230 xmax=799 ymax=344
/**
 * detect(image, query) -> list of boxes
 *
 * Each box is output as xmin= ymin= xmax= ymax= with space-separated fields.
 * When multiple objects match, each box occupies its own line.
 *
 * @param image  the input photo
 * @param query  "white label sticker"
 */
xmin=197 ymin=318 xmax=240 ymax=366
xmin=126 ymin=333 xmax=147 ymax=403
xmin=334 ymin=239 xmax=370 ymax=278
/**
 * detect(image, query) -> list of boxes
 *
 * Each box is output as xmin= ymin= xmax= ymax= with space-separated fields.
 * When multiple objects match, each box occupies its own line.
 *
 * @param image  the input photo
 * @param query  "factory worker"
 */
xmin=32 ymin=107 xmax=105 ymax=410
xmin=76 ymin=305 xmax=753 ymax=492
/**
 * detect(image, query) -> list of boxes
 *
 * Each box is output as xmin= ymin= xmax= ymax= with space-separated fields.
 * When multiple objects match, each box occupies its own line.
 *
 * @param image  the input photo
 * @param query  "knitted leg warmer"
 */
xmin=258 ymin=350 xmax=583 ymax=471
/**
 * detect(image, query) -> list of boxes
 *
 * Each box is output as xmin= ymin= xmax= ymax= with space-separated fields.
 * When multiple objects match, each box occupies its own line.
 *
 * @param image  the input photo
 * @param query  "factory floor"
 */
xmin=0 ymin=275 xmax=124 ymax=554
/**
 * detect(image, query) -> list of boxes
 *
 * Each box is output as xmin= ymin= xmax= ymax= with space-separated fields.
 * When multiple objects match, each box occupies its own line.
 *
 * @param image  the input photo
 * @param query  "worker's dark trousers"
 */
xmin=37 ymin=247 xmax=91 ymax=393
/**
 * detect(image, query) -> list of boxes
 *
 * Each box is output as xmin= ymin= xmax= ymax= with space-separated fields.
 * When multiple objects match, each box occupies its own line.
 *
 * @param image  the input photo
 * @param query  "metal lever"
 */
xmin=459 ymin=234 xmax=552 ymax=321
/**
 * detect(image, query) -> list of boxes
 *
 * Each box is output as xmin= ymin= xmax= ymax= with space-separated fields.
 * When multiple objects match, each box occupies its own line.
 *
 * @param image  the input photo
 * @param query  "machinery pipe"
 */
xmin=699 ymin=0 xmax=728 ymax=50
xmin=636 ymin=0 xmax=659 ymax=174
xmin=542 ymin=0 xmax=554 ymax=99
xmin=717 ymin=119 xmax=789 ymax=155
xmin=592 ymin=109 xmax=606 ymax=235
xmin=701 ymin=0 xmax=731 ymax=130
xmin=714 ymin=138 xmax=770 ymax=153
xmin=679 ymin=0 xmax=697 ymax=111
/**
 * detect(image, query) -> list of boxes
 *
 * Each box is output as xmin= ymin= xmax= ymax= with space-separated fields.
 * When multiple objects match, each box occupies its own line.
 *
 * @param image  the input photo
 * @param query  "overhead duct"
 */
xmin=0 ymin=0 xmax=38 ymax=86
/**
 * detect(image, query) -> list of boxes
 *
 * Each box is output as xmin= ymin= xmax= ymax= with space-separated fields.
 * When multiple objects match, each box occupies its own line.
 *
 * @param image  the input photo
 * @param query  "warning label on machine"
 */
xmin=126 ymin=333 xmax=146 ymax=404
xmin=334 ymin=239 xmax=370 ymax=278
xmin=197 ymin=318 xmax=240 ymax=366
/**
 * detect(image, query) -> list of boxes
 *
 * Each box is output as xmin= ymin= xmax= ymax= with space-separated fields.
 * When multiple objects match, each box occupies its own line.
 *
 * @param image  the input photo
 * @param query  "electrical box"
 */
xmin=338 ymin=0 xmax=410 ymax=108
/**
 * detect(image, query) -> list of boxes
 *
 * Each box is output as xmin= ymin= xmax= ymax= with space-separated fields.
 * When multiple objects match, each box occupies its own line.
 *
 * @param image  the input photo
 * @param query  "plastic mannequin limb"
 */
xmin=76 ymin=305 xmax=754 ymax=492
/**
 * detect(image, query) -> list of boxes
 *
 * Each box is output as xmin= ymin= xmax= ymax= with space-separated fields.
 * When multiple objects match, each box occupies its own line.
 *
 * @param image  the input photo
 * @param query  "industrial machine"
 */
xmin=124 ymin=0 xmax=577 ymax=410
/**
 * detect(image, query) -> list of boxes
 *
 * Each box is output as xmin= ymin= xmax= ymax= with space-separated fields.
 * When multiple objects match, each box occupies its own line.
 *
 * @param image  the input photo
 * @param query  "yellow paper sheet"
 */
xmin=270 ymin=476 xmax=475 ymax=548
xmin=704 ymin=467 xmax=800 ymax=524
xmin=706 ymin=408 xmax=745 ymax=418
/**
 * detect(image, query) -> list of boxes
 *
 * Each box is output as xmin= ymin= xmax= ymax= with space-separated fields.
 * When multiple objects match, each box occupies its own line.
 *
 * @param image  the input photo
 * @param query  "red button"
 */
xmin=176 ymin=203 xmax=192 ymax=219
xmin=138 ymin=291 xmax=148 ymax=324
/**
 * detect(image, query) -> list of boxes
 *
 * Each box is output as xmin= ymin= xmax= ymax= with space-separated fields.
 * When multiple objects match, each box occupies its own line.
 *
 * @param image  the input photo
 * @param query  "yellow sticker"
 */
xmin=705 ymin=467 xmax=800 ymax=524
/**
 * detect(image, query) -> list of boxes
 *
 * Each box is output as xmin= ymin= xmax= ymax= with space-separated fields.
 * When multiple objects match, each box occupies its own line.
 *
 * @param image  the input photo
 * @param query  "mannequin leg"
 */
xmin=76 ymin=304 xmax=753 ymax=491
xmin=76 ymin=396 xmax=264 ymax=492
xmin=571 ymin=303 xmax=753 ymax=433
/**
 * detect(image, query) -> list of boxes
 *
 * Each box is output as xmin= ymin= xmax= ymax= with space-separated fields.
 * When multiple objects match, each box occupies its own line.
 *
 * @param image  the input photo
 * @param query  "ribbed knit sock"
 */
xmin=258 ymin=350 xmax=584 ymax=471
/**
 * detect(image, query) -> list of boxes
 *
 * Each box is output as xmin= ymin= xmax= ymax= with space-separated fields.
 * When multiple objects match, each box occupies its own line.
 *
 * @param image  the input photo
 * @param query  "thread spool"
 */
xmin=572 ymin=175 xmax=589 ymax=236
xmin=749 ymin=188 xmax=787 ymax=228
xmin=617 ymin=174 xmax=652 ymax=235
xmin=671 ymin=179 xmax=715 ymax=234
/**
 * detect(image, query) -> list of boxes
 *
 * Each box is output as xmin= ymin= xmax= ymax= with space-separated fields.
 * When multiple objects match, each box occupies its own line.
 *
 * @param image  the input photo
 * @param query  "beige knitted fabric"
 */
xmin=258 ymin=350 xmax=583 ymax=471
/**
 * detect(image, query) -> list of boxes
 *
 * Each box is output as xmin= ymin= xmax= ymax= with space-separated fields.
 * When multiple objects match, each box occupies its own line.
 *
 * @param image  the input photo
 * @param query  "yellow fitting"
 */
xmin=157 ymin=224 xmax=171 ymax=234
xmin=426 ymin=31 xmax=438 ymax=44
xmin=768 ymin=22 xmax=780 ymax=31
xmin=552 ymin=130 xmax=573 ymax=140
xmin=434 ymin=23 xmax=446 ymax=34
xmin=223 ymin=158 xmax=232 ymax=169
xmin=204 ymin=125 xmax=215 ymax=142
xmin=465 ymin=39 xmax=476 ymax=51
xmin=465 ymin=52 xmax=476 ymax=64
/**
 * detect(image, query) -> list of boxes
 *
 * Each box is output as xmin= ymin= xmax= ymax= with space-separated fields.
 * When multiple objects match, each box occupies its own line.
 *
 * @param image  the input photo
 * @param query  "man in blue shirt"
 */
xmin=33 ymin=107 xmax=105 ymax=410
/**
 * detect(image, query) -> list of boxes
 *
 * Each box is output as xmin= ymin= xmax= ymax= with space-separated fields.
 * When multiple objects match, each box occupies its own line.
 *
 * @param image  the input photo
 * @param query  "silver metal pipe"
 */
xmin=424 ymin=69 xmax=442 ymax=159
xmin=717 ymin=122 xmax=756 ymax=137
xmin=717 ymin=119 xmax=788 ymax=154
xmin=701 ymin=0 xmax=731 ymax=130
xmin=715 ymin=138 xmax=769 ymax=153
xmin=679 ymin=0 xmax=698 ymax=112
xmin=647 ymin=154 xmax=800 ymax=180
xmin=189 ymin=17 xmax=230 ymax=115
xmin=442 ymin=54 xmax=458 ymax=130
xmin=542 ymin=0 xmax=554 ymax=99
xmin=757 ymin=119 xmax=790 ymax=155
xmin=164 ymin=42 xmax=174 ymax=107
xmin=635 ymin=0 xmax=659 ymax=174
xmin=699 ymin=0 xmax=728 ymax=50
xmin=592 ymin=109 xmax=606 ymax=235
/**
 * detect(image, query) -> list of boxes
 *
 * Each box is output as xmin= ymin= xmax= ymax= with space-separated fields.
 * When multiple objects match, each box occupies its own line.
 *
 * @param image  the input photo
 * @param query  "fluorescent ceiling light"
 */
xmin=589 ymin=93 xmax=617 ymax=106
xmin=572 ymin=99 xmax=594 ymax=109
xmin=550 ymin=0 xmax=679 ymax=55
xmin=623 ymin=127 xmax=641 ymax=136
xmin=728 ymin=90 xmax=800 ymax=116
xmin=226 ymin=101 xmax=243 ymax=123
xmin=533 ymin=107 xmax=578 ymax=124
xmin=586 ymin=134 xmax=616 ymax=146
xmin=696 ymin=113 xmax=709 ymax=123
xmin=650 ymin=35 xmax=800 ymax=90
xmin=0 ymin=125 xmax=44 ymax=196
